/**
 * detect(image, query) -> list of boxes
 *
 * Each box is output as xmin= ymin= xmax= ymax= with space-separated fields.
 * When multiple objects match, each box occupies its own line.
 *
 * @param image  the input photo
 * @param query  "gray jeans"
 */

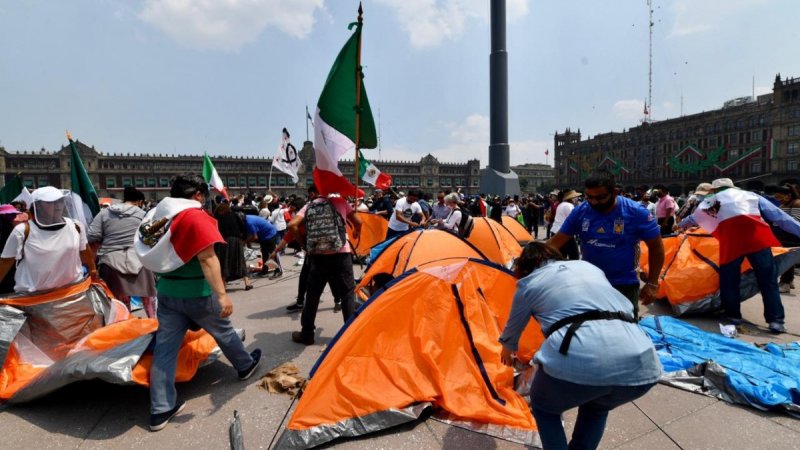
xmin=150 ymin=293 xmax=253 ymax=414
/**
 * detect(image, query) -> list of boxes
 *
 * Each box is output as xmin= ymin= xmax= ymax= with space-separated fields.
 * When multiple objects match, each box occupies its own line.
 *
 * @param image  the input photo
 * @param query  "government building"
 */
xmin=554 ymin=74 xmax=800 ymax=193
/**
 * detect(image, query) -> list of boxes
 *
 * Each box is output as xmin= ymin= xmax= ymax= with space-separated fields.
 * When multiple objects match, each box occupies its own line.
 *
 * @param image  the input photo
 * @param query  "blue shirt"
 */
xmin=560 ymin=196 xmax=660 ymax=285
xmin=498 ymin=260 xmax=662 ymax=386
xmin=244 ymin=215 xmax=277 ymax=242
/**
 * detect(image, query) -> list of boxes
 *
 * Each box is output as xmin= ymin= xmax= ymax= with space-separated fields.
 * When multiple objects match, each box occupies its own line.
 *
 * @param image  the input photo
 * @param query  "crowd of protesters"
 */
xmin=1 ymin=171 xmax=799 ymax=445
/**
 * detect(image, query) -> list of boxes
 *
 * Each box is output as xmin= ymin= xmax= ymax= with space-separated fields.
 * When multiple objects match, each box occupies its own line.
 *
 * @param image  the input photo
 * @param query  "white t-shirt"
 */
xmin=442 ymin=208 xmax=462 ymax=234
xmin=389 ymin=197 xmax=423 ymax=231
xmin=551 ymin=201 xmax=575 ymax=234
xmin=1 ymin=218 xmax=88 ymax=293
xmin=270 ymin=207 xmax=287 ymax=231
xmin=504 ymin=204 xmax=521 ymax=218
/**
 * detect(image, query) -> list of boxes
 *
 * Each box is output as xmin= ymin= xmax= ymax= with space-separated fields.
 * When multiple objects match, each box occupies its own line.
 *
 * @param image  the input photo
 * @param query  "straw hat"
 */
xmin=562 ymin=190 xmax=581 ymax=202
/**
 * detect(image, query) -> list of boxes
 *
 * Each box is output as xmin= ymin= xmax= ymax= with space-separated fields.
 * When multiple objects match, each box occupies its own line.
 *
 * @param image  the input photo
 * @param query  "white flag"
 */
xmin=273 ymin=128 xmax=300 ymax=184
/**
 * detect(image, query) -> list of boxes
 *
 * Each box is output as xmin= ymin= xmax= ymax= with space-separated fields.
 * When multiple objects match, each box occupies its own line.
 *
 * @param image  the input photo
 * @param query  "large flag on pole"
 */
xmin=203 ymin=152 xmax=229 ymax=200
xmin=273 ymin=128 xmax=300 ymax=184
xmin=67 ymin=131 xmax=101 ymax=218
xmin=312 ymin=18 xmax=377 ymax=197
xmin=358 ymin=150 xmax=392 ymax=189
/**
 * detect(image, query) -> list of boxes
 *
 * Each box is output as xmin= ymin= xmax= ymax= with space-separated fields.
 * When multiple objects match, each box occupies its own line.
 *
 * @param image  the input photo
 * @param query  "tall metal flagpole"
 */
xmin=305 ymin=105 xmax=310 ymax=142
xmin=353 ymin=2 xmax=364 ymax=205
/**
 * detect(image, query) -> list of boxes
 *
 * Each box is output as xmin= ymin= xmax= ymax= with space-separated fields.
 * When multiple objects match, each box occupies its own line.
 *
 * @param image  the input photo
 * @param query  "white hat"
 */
xmin=264 ymin=194 xmax=274 ymax=203
xmin=31 ymin=186 xmax=64 ymax=203
xmin=711 ymin=178 xmax=734 ymax=190
xmin=694 ymin=182 xmax=713 ymax=196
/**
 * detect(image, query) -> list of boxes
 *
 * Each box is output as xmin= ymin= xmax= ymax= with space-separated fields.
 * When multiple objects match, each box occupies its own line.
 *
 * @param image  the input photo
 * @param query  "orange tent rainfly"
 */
xmin=640 ymin=230 xmax=800 ymax=315
xmin=347 ymin=211 xmax=388 ymax=257
xmin=500 ymin=215 xmax=533 ymax=245
xmin=355 ymin=229 xmax=488 ymax=300
xmin=277 ymin=259 xmax=542 ymax=449
xmin=467 ymin=218 xmax=522 ymax=268
xmin=0 ymin=279 xmax=226 ymax=403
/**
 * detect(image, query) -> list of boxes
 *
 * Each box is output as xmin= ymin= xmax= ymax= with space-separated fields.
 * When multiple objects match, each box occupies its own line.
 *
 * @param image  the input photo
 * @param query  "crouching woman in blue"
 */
xmin=499 ymin=242 xmax=661 ymax=450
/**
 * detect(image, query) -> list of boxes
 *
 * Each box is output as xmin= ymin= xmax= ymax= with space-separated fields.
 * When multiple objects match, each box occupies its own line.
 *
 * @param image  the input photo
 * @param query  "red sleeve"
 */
xmin=171 ymin=208 xmax=224 ymax=261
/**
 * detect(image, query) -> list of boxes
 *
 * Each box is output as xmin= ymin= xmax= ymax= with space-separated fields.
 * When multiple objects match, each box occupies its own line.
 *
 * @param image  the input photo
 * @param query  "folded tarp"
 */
xmin=641 ymin=316 xmax=800 ymax=417
xmin=0 ymin=278 xmax=224 ymax=403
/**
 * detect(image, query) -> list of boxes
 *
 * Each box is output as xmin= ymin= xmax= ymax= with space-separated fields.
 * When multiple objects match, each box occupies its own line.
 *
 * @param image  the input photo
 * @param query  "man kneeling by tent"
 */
xmin=499 ymin=242 xmax=661 ymax=450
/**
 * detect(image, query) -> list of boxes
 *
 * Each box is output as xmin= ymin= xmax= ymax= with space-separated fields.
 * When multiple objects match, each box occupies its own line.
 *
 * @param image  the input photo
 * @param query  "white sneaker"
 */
xmin=295 ymin=258 xmax=305 ymax=267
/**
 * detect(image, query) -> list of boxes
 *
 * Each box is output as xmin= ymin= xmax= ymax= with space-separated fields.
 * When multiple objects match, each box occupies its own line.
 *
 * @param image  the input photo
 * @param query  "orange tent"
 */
xmin=640 ymin=230 xmax=800 ymax=315
xmin=467 ymin=218 xmax=522 ymax=268
xmin=501 ymin=215 xmax=533 ymax=245
xmin=355 ymin=229 xmax=487 ymax=300
xmin=0 ymin=278 xmax=223 ymax=403
xmin=346 ymin=211 xmax=388 ymax=257
xmin=277 ymin=259 xmax=540 ymax=449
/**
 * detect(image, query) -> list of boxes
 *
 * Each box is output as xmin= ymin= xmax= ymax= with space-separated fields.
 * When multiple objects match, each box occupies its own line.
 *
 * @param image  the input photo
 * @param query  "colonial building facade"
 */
xmin=0 ymin=141 xmax=496 ymax=199
xmin=554 ymin=74 xmax=800 ymax=193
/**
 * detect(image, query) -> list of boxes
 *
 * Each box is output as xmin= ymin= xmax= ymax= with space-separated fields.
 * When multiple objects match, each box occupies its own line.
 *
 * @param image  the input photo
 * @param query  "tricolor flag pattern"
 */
xmin=135 ymin=198 xmax=224 ymax=273
xmin=203 ymin=152 xmax=229 ymax=200
xmin=67 ymin=131 xmax=101 ymax=218
xmin=312 ymin=20 xmax=377 ymax=197
xmin=358 ymin=150 xmax=392 ymax=190
xmin=693 ymin=188 xmax=780 ymax=264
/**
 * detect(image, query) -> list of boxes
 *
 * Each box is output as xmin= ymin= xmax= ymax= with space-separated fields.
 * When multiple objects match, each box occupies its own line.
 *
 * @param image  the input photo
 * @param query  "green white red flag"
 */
xmin=202 ymin=152 xmax=229 ymax=200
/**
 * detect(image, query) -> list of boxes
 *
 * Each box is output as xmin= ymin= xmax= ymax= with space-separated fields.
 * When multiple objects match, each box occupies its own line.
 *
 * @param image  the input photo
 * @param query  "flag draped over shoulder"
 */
xmin=202 ymin=153 xmax=229 ymax=200
xmin=313 ymin=20 xmax=377 ymax=197
xmin=358 ymin=150 xmax=392 ymax=189
xmin=273 ymin=128 xmax=300 ymax=184
xmin=68 ymin=134 xmax=100 ymax=218
xmin=0 ymin=174 xmax=24 ymax=204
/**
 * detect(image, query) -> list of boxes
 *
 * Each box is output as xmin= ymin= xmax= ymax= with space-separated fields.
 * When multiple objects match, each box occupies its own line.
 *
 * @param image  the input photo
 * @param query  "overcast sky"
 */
xmin=1 ymin=0 xmax=798 ymax=167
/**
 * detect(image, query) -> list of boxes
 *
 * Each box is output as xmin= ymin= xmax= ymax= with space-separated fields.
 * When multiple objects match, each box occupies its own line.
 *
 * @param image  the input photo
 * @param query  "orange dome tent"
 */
xmin=0 ymin=278 xmax=227 ymax=403
xmin=346 ymin=211 xmax=388 ymax=257
xmin=467 ymin=218 xmax=522 ymax=268
xmin=501 ymin=215 xmax=533 ymax=245
xmin=356 ymin=229 xmax=488 ymax=300
xmin=276 ymin=259 xmax=542 ymax=449
xmin=640 ymin=230 xmax=800 ymax=315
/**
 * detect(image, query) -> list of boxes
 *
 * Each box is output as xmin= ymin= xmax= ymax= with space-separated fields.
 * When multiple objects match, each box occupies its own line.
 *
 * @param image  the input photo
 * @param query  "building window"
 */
xmin=729 ymin=149 xmax=739 ymax=158
xmin=789 ymin=126 xmax=800 ymax=137
xmin=159 ymin=177 xmax=170 ymax=187
xmin=789 ymin=160 xmax=798 ymax=171
xmin=228 ymin=177 xmax=237 ymax=187
xmin=37 ymin=176 xmax=49 ymax=187
xmin=135 ymin=177 xmax=145 ymax=188
xmin=147 ymin=177 xmax=156 ymax=187
xmin=122 ymin=177 xmax=132 ymax=187
xmin=248 ymin=176 xmax=257 ymax=187
xmin=427 ymin=178 xmax=433 ymax=187
xmin=277 ymin=177 xmax=286 ymax=186
xmin=239 ymin=176 xmax=246 ymax=187
xmin=258 ymin=176 xmax=267 ymax=186
xmin=788 ymin=143 xmax=799 ymax=155
xmin=106 ymin=177 xmax=117 ymax=188
xmin=751 ymin=161 xmax=761 ymax=173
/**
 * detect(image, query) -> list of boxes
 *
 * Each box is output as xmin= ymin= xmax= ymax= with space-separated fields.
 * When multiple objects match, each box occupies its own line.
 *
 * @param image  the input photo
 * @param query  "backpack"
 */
xmin=305 ymin=199 xmax=346 ymax=254
xmin=456 ymin=207 xmax=474 ymax=238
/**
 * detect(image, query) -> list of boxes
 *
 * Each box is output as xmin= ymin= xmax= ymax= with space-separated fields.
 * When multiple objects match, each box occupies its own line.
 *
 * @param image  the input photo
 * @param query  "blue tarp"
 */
xmin=641 ymin=316 xmax=800 ymax=417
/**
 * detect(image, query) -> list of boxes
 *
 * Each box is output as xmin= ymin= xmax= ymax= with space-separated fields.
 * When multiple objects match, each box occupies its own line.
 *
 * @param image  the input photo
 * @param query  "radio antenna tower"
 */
xmin=645 ymin=0 xmax=654 ymax=123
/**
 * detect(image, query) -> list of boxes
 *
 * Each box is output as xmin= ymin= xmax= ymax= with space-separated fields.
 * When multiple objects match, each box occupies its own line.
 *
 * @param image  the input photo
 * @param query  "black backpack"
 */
xmin=456 ymin=207 xmax=474 ymax=238
xmin=305 ymin=199 xmax=347 ymax=254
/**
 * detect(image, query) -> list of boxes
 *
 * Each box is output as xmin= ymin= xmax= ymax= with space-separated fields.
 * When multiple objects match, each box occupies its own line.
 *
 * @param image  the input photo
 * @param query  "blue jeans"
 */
xmin=530 ymin=368 xmax=655 ymax=450
xmin=719 ymin=247 xmax=784 ymax=324
xmin=150 ymin=294 xmax=253 ymax=414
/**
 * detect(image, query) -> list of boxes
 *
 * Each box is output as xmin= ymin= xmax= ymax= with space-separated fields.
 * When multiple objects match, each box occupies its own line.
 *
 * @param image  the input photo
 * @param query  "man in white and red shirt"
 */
xmin=682 ymin=178 xmax=800 ymax=333
xmin=287 ymin=187 xmax=362 ymax=345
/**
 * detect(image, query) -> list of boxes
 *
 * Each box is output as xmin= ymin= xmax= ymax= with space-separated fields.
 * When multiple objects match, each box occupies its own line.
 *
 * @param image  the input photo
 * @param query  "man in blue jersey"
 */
xmin=547 ymin=170 xmax=665 ymax=317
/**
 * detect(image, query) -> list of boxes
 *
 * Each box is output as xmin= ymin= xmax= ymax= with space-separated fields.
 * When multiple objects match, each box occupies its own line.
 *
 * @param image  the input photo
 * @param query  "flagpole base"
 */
xmin=480 ymin=167 xmax=520 ymax=197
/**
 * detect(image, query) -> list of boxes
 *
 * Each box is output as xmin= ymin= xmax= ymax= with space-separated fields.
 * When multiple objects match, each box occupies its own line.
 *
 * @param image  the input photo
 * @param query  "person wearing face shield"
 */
xmin=546 ymin=171 xmax=665 ymax=318
xmin=0 ymin=186 xmax=96 ymax=293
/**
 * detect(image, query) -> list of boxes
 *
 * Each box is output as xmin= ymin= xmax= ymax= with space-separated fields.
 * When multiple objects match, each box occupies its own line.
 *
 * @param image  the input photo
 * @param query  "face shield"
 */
xmin=31 ymin=187 xmax=67 ymax=229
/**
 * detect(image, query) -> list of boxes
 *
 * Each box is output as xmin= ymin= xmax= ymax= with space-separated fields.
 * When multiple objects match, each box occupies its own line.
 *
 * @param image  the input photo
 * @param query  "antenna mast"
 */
xmin=646 ymin=0 xmax=653 ymax=122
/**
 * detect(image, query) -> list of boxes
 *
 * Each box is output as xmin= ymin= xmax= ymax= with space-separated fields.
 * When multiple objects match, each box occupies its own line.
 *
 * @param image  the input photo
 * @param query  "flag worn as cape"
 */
xmin=358 ymin=150 xmax=392 ymax=189
xmin=273 ymin=128 xmax=300 ymax=184
xmin=313 ymin=20 xmax=377 ymax=197
xmin=134 ymin=197 xmax=224 ymax=273
xmin=693 ymin=188 xmax=780 ymax=264
xmin=68 ymin=134 xmax=100 ymax=218
xmin=202 ymin=153 xmax=229 ymax=200
xmin=0 ymin=174 xmax=24 ymax=204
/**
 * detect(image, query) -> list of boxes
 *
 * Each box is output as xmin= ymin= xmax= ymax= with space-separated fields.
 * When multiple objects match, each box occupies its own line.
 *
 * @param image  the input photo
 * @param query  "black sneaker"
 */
xmin=291 ymin=331 xmax=314 ymax=345
xmin=333 ymin=302 xmax=342 ymax=313
xmin=286 ymin=302 xmax=304 ymax=312
xmin=269 ymin=270 xmax=283 ymax=280
xmin=150 ymin=400 xmax=186 ymax=432
xmin=238 ymin=349 xmax=262 ymax=380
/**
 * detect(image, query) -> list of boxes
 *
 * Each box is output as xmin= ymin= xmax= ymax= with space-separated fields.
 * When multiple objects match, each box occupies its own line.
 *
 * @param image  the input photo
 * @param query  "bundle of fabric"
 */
xmin=346 ymin=211 xmax=388 ymax=257
xmin=467 ymin=218 xmax=522 ymax=268
xmin=0 ymin=278 xmax=223 ymax=403
xmin=641 ymin=316 xmax=800 ymax=417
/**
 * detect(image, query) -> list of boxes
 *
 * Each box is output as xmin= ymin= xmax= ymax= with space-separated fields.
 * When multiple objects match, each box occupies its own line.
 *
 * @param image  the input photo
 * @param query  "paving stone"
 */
xmin=631 ymin=383 xmax=717 ymax=427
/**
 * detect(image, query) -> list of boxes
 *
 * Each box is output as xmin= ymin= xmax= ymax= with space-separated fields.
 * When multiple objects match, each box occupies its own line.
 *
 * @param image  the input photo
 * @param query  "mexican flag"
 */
xmin=358 ymin=150 xmax=392 ymax=189
xmin=0 ymin=174 xmax=25 ymax=204
xmin=312 ymin=20 xmax=377 ymax=197
xmin=67 ymin=132 xmax=101 ymax=218
xmin=202 ymin=152 xmax=229 ymax=200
